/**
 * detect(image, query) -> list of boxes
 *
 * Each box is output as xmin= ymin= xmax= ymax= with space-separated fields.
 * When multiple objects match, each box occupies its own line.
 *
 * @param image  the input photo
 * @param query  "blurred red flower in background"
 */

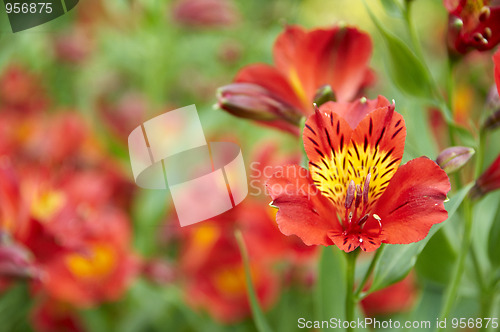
xmin=0 ymin=65 xmax=140 ymax=321
xmin=445 ymin=0 xmax=500 ymax=54
xmin=179 ymin=214 xmax=279 ymax=323
xmin=32 ymin=299 xmax=84 ymax=332
xmin=97 ymin=92 xmax=148 ymax=144
xmin=177 ymin=192 xmax=316 ymax=322
xmin=217 ymin=25 xmax=374 ymax=135
xmin=267 ymin=97 xmax=450 ymax=252
xmin=0 ymin=65 xmax=49 ymax=115
xmin=361 ymin=274 xmax=418 ymax=317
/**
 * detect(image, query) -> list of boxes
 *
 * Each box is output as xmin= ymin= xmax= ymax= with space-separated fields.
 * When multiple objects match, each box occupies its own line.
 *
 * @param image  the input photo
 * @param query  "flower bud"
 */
xmin=436 ymin=146 xmax=475 ymax=174
xmin=217 ymin=83 xmax=303 ymax=125
xmin=483 ymin=108 xmax=500 ymax=130
xmin=313 ymin=84 xmax=336 ymax=107
xmin=172 ymin=0 xmax=239 ymax=28
xmin=486 ymin=84 xmax=500 ymax=110
xmin=0 ymin=237 xmax=39 ymax=280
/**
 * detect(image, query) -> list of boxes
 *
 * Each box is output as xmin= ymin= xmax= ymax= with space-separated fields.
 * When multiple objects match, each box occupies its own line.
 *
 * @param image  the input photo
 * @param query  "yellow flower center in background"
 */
xmin=30 ymin=189 xmax=65 ymax=222
xmin=213 ymin=265 xmax=258 ymax=298
xmin=191 ymin=224 xmax=220 ymax=250
xmin=65 ymin=244 xmax=116 ymax=280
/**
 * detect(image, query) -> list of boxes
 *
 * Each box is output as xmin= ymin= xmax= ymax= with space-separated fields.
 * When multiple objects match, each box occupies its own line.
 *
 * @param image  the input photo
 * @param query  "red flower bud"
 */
xmin=0 ymin=236 xmax=39 ymax=280
xmin=471 ymin=153 xmax=500 ymax=199
xmin=217 ymin=83 xmax=304 ymax=133
xmin=436 ymin=146 xmax=475 ymax=174
xmin=172 ymin=0 xmax=239 ymax=28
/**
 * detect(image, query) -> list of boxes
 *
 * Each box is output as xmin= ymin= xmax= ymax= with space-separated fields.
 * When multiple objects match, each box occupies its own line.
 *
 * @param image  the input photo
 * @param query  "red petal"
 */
xmin=475 ymin=153 xmax=500 ymax=195
xmin=494 ymin=50 xmax=500 ymax=97
xmin=443 ymin=0 xmax=461 ymax=12
xmin=266 ymin=165 xmax=338 ymax=246
xmin=302 ymin=107 xmax=353 ymax=165
xmin=320 ymin=95 xmax=391 ymax=129
xmin=373 ymin=157 xmax=450 ymax=244
xmin=299 ymin=27 xmax=373 ymax=102
xmin=350 ymin=101 xmax=405 ymax=159
xmin=327 ymin=231 xmax=360 ymax=253
xmin=273 ymin=25 xmax=307 ymax=75
xmin=234 ymin=64 xmax=306 ymax=114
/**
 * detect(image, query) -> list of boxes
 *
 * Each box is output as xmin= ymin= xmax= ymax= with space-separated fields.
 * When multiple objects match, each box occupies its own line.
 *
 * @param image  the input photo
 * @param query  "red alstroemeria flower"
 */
xmin=217 ymin=25 xmax=374 ymax=135
xmin=445 ymin=0 xmax=500 ymax=54
xmin=31 ymin=298 xmax=84 ymax=332
xmin=266 ymin=97 xmax=451 ymax=252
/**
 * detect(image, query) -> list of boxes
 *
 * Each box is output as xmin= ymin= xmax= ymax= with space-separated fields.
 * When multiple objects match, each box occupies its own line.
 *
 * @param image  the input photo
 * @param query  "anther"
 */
xmin=473 ymin=32 xmax=488 ymax=45
xmin=473 ymin=32 xmax=483 ymax=42
xmin=357 ymin=214 xmax=369 ymax=226
xmin=363 ymin=173 xmax=371 ymax=204
xmin=479 ymin=6 xmax=491 ymax=22
xmin=355 ymin=185 xmax=362 ymax=208
xmin=373 ymin=214 xmax=382 ymax=228
xmin=484 ymin=27 xmax=492 ymax=39
xmin=313 ymin=103 xmax=320 ymax=112
xmin=344 ymin=180 xmax=355 ymax=209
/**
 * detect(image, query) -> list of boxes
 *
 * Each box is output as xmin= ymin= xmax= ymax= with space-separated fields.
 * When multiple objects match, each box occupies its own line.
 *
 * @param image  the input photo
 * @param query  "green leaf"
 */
xmin=364 ymin=1 xmax=432 ymax=100
xmin=369 ymin=183 xmax=473 ymax=293
xmin=453 ymin=124 xmax=477 ymax=148
xmin=415 ymin=228 xmax=457 ymax=284
xmin=235 ymin=230 xmax=273 ymax=332
xmin=314 ymin=246 xmax=347 ymax=322
xmin=380 ymin=0 xmax=404 ymax=18
xmin=488 ymin=204 xmax=500 ymax=267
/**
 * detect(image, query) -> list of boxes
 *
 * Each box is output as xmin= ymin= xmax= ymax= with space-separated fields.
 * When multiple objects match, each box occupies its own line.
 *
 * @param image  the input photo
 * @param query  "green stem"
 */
xmin=354 ymin=244 xmax=385 ymax=299
xmin=438 ymin=198 xmax=474 ymax=327
xmin=235 ymin=230 xmax=273 ymax=332
xmin=470 ymin=245 xmax=486 ymax=292
xmin=403 ymin=2 xmax=424 ymax=62
xmin=475 ymin=131 xmax=485 ymax=179
xmin=345 ymin=250 xmax=358 ymax=332
xmin=446 ymin=57 xmax=458 ymax=147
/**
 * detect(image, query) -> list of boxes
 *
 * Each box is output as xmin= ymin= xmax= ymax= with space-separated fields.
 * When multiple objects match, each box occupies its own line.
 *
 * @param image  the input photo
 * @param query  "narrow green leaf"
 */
xmin=235 ymin=230 xmax=273 ymax=332
xmin=364 ymin=1 xmax=432 ymax=100
xmin=488 ymin=204 xmax=500 ymax=267
xmin=314 ymin=246 xmax=347 ymax=322
xmin=369 ymin=183 xmax=473 ymax=293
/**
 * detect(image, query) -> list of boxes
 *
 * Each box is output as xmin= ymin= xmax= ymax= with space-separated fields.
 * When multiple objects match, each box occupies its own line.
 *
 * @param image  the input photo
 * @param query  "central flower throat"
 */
xmin=342 ymin=173 xmax=381 ymax=231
